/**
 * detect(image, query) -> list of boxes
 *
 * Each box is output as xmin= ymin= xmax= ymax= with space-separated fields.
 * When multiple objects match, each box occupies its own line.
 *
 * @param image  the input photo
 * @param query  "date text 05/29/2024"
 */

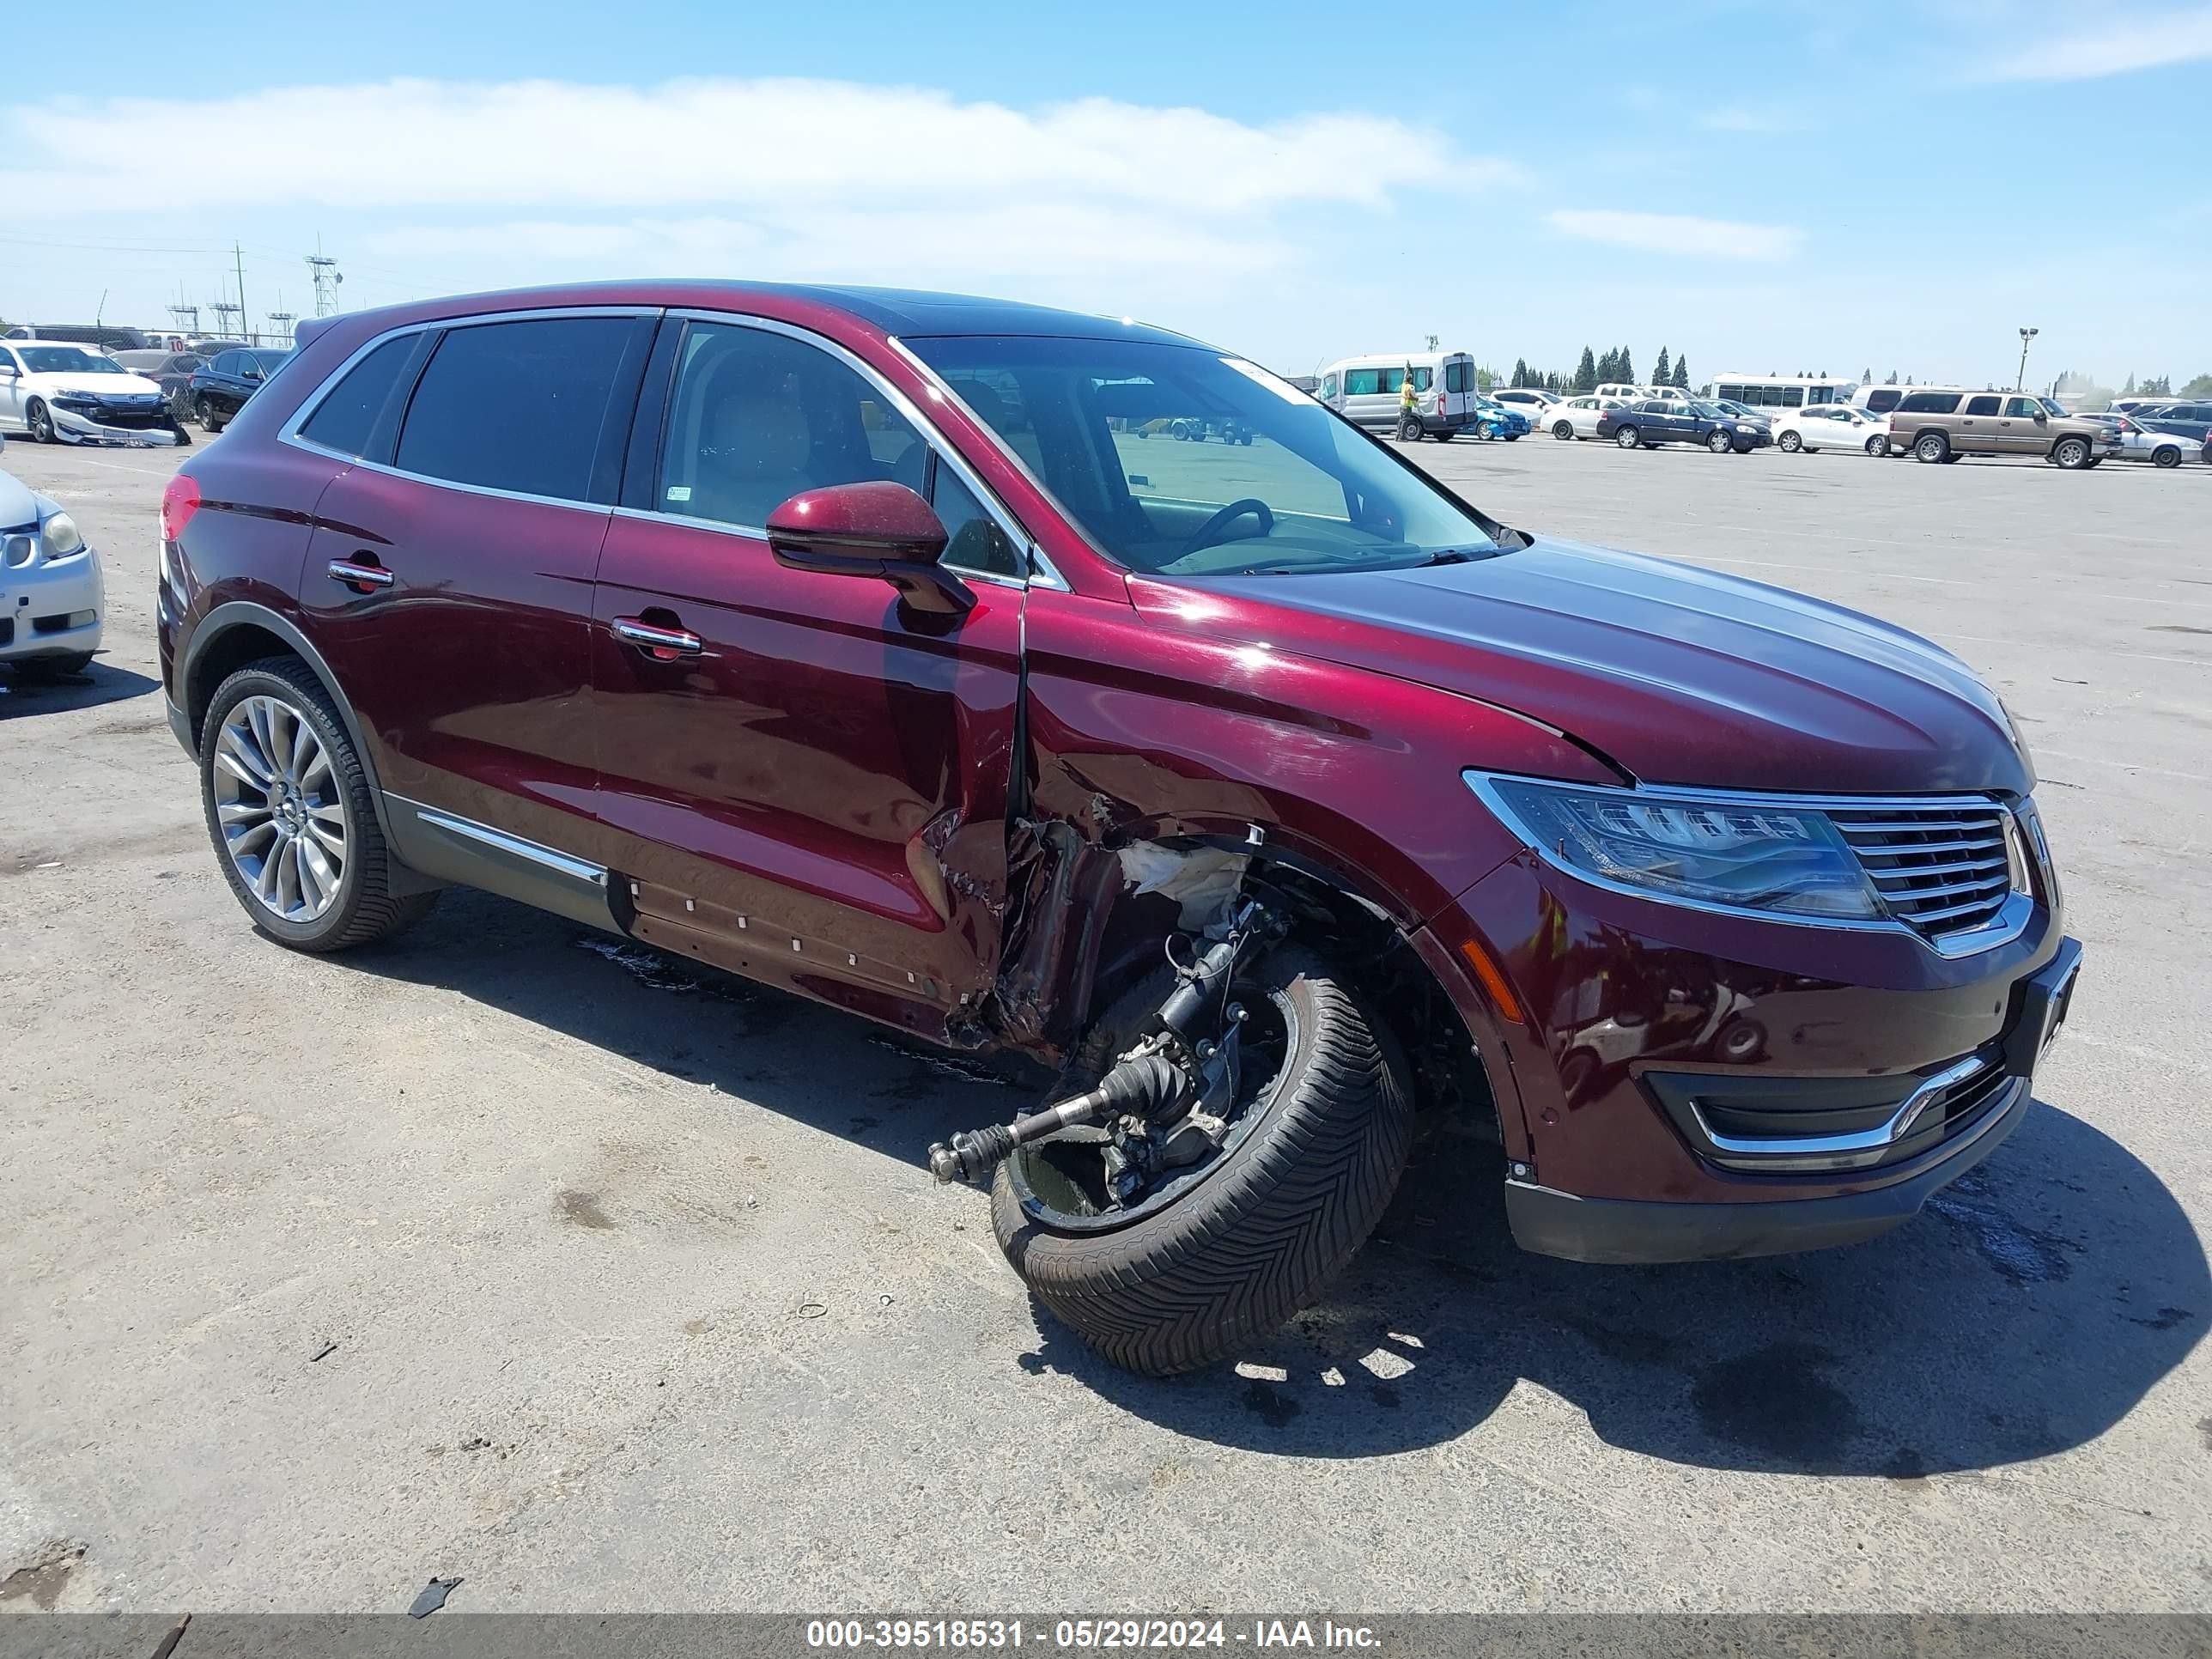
xmin=805 ymin=1620 xmax=1381 ymax=1650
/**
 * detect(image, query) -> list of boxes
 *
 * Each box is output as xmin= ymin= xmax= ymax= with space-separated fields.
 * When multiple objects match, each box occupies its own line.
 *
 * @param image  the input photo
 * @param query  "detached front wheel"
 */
xmin=991 ymin=945 xmax=1413 ymax=1376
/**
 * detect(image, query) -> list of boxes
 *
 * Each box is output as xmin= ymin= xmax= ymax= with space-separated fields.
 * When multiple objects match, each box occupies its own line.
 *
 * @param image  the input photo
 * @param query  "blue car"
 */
xmin=1471 ymin=397 xmax=1528 ymax=441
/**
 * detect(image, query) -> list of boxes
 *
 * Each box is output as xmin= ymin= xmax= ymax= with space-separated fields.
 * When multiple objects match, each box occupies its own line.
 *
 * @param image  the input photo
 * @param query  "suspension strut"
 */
xmin=927 ymin=898 xmax=1276 ymax=1185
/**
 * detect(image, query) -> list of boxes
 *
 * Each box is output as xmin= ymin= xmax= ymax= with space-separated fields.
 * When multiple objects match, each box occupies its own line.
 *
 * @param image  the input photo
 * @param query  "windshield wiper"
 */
xmin=1413 ymin=548 xmax=1485 ymax=567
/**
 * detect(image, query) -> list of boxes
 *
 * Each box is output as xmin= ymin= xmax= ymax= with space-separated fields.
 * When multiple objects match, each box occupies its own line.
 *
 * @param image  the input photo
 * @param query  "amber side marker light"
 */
xmin=1458 ymin=938 xmax=1525 ymax=1026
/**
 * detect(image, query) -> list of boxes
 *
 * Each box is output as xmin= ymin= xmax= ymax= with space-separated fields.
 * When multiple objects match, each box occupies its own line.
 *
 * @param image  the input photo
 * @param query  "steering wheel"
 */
xmin=1170 ymin=498 xmax=1274 ymax=564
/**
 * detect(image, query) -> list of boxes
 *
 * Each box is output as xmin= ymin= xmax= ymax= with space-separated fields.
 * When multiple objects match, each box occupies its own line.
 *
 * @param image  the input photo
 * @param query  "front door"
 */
xmin=1996 ymin=395 xmax=2046 ymax=454
xmin=588 ymin=317 xmax=1026 ymax=1037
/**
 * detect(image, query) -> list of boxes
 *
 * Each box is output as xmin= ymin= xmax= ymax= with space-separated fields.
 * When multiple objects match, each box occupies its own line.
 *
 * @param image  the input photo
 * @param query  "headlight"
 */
xmin=40 ymin=512 xmax=86 ymax=557
xmin=1467 ymin=773 xmax=1882 ymax=920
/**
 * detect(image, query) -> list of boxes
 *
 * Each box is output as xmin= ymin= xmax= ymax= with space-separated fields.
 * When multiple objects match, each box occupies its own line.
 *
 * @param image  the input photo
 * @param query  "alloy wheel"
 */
xmin=211 ymin=694 xmax=349 ymax=921
xmin=1778 ymin=431 xmax=1802 ymax=453
xmin=28 ymin=402 xmax=54 ymax=443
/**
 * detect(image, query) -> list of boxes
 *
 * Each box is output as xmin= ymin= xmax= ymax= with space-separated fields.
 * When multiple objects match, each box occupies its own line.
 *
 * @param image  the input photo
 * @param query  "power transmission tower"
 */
xmin=267 ymin=311 xmax=296 ymax=343
xmin=167 ymin=303 xmax=201 ymax=337
xmin=307 ymin=236 xmax=343 ymax=317
xmin=233 ymin=244 xmax=251 ymax=344
xmin=210 ymin=301 xmax=242 ymax=341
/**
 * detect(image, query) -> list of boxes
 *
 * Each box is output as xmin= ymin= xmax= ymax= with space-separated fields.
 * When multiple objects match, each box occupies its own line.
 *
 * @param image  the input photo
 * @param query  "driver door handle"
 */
xmin=326 ymin=557 xmax=394 ymax=591
xmin=611 ymin=616 xmax=704 ymax=658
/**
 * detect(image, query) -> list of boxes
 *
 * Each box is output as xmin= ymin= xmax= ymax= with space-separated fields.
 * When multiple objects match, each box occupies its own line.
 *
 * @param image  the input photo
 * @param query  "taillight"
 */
xmin=1435 ymin=394 xmax=1446 ymax=416
xmin=161 ymin=474 xmax=201 ymax=543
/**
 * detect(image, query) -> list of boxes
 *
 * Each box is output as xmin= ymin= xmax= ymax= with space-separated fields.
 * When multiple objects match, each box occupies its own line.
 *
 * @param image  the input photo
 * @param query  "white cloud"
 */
xmin=1975 ymin=8 xmax=2212 ymax=80
xmin=0 ymin=76 xmax=1516 ymax=216
xmin=1546 ymin=209 xmax=1804 ymax=262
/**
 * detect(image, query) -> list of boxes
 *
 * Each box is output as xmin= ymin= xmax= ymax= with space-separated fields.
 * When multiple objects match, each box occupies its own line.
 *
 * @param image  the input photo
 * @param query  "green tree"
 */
xmin=2123 ymin=372 xmax=2136 ymax=393
xmin=1885 ymin=369 xmax=1898 ymax=384
xmin=1673 ymin=355 xmax=1690 ymax=389
xmin=2182 ymin=373 xmax=2212 ymax=398
xmin=1617 ymin=347 xmax=1635 ymax=386
xmin=1510 ymin=357 xmax=1530 ymax=387
xmin=1654 ymin=347 xmax=1671 ymax=386
xmin=2142 ymin=374 xmax=2172 ymax=395
xmin=1862 ymin=368 xmax=1873 ymax=384
xmin=1574 ymin=346 xmax=1597 ymax=392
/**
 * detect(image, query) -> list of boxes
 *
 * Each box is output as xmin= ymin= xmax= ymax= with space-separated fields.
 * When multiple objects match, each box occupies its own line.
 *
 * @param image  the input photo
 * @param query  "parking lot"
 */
xmin=3 ymin=432 xmax=2207 ymax=1614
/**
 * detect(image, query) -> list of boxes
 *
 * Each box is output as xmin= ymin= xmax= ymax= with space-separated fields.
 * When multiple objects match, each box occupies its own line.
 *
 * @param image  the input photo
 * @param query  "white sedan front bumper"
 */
xmin=48 ymin=404 xmax=182 ymax=447
xmin=1 ymin=538 xmax=104 ymax=665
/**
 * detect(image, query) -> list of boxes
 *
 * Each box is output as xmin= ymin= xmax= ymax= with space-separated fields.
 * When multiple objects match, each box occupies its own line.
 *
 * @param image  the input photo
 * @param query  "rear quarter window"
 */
xmin=394 ymin=317 xmax=636 ymax=502
xmin=299 ymin=334 xmax=422 ymax=459
xmin=1899 ymin=391 xmax=1963 ymax=414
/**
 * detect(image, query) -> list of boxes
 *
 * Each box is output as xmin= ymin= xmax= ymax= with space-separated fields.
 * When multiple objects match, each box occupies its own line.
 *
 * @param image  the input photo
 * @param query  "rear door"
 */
xmin=587 ymin=315 xmax=1026 ymax=1034
xmin=295 ymin=310 xmax=656 ymax=892
xmin=1958 ymin=392 xmax=2003 ymax=453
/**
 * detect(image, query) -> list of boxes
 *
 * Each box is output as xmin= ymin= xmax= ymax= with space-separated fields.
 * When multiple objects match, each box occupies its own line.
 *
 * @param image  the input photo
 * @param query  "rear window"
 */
xmin=1899 ymin=391 xmax=1963 ymax=414
xmin=1445 ymin=361 xmax=1473 ymax=393
xmin=299 ymin=335 xmax=420 ymax=458
xmin=1863 ymin=388 xmax=1901 ymax=412
xmin=395 ymin=318 xmax=635 ymax=502
xmin=1965 ymin=395 xmax=2002 ymax=416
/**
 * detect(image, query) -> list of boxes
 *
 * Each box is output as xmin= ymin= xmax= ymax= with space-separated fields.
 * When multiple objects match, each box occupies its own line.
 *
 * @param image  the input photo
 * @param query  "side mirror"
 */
xmin=766 ymin=480 xmax=973 ymax=616
xmin=242 ymin=368 xmax=263 ymax=382
xmin=0 ymin=364 xmax=16 ymax=379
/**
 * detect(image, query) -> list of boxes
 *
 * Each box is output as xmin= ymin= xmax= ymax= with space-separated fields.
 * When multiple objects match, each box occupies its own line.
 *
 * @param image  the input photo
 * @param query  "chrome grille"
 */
xmin=1828 ymin=800 xmax=2018 ymax=941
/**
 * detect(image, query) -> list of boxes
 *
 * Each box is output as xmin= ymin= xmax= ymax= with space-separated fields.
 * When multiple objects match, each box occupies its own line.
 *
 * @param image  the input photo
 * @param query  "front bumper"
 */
xmin=50 ymin=406 xmax=182 ymax=447
xmin=1 ymin=550 xmax=104 ymax=663
xmin=1419 ymin=838 xmax=2076 ymax=1265
xmin=1506 ymin=939 xmax=2081 ymax=1262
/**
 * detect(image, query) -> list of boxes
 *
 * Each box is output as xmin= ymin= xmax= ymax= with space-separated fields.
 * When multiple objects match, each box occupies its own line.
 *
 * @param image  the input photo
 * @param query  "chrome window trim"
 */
xmin=1462 ymin=770 xmax=2039 ymax=958
xmin=881 ymin=334 xmax=1069 ymax=592
xmin=664 ymin=309 xmax=1050 ymax=589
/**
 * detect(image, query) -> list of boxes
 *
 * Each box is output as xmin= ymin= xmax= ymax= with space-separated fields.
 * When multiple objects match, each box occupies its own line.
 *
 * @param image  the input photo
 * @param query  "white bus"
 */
xmin=1710 ymin=374 xmax=1856 ymax=410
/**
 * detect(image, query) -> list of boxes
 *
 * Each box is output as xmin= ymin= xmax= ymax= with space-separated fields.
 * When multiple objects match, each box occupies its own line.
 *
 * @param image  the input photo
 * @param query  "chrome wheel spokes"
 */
xmin=211 ymin=694 xmax=348 ymax=923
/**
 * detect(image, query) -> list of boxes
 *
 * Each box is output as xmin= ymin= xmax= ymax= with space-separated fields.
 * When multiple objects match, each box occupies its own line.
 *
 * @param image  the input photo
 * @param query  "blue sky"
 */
xmin=4 ymin=0 xmax=2207 ymax=388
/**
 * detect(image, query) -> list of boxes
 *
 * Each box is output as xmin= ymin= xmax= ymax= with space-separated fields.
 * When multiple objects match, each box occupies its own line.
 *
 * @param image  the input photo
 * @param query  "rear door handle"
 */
xmin=327 ymin=557 xmax=394 ymax=591
xmin=611 ymin=616 xmax=704 ymax=659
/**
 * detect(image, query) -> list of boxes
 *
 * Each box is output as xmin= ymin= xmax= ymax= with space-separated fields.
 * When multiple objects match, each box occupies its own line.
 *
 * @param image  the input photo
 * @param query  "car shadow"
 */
xmin=0 ymin=658 xmax=161 ymax=716
xmin=348 ymin=890 xmax=2203 ymax=1478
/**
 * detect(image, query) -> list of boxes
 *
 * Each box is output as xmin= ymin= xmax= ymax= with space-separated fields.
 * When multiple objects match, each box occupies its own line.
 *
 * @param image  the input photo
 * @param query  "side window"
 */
xmin=657 ymin=321 xmax=926 ymax=529
xmin=1411 ymin=368 xmax=1433 ymax=392
xmin=210 ymin=350 xmax=239 ymax=375
xmin=1321 ymin=374 xmax=1339 ymax=399
xmin=299 ymin=335 xmax=420 ymax=458
xmin=2003 ymin=397 xmax=2041 ymax=418
xmin=1900 ymin=392 xmax=1962 ymax=414
xmin=1965 ymin=394 xmax=2002 ymax=416
xmin=396 ymin=317 xmax=635 ymax=502
xmin=1343 ymin=368 xmax=1382 ymax=396
xmin=927 ymin=461 xmax=1023 ymax=580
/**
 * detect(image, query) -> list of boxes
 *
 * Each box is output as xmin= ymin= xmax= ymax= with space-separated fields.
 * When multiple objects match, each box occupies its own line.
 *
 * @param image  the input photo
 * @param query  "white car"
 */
xmin=1773 ymin=404 xmax=1891 ymax=455
xmin=2106 ymin=416 xmax=2206 ymax=469
xmin=1 ymin=463 xmax=104 ymax=679
xmin=1543 ymin=395 xmax=1630 ymax=441
xmin=0 ymin=341 xmax=184 ymax=448
xmin=1491 ymin=388 xmax=1559 ymax=426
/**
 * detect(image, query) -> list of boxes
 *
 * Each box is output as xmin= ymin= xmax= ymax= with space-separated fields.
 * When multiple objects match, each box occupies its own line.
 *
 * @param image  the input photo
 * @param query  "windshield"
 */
xmin=1690 ymin=402 xmax=1728 ymax=417
xmin=246 ymin=349 xmax=294 ymax=375
xmin=2039 ymin=398 xmax=2067 ymax=416
xmin=908 ymin=336 xmax=1504 ymax=577
xmin=20 ymin=347 xmax=125 ymax=375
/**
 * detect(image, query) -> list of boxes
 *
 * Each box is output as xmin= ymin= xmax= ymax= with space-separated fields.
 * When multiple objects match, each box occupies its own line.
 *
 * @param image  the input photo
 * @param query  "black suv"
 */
xmin=188 ymin=348 xmax=294 ymax=432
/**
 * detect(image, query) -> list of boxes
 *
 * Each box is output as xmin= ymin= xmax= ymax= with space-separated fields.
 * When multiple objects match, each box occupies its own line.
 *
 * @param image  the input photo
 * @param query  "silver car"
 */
xmin=2096 ymin=414 xmax=2206 ymax=469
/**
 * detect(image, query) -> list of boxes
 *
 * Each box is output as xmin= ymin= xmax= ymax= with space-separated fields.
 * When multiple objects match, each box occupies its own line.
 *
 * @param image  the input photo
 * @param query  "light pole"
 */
xmin=2016 ymin=326 xmax=2039 ymax=391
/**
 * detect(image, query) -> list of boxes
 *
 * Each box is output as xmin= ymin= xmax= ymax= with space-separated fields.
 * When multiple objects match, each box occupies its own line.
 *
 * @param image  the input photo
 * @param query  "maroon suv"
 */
xmin=156 ymin=283 xmax=2081 ymax=1375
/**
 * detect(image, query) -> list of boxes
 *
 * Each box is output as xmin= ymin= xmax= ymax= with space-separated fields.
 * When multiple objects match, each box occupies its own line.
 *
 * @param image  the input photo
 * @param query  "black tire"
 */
xmin=8 ymin=651 xmax=94 ymax=680
xmin=199 ymin=657 xmax=438 ymax=952
xmin=1706 ymin=428 xmax=1731 ymax=454
xmin=1866 ymin=434 xmax=1888 ymax=457
xmin=1613 ymin=425 xmax=1640 ymax=449
xmin=1552 ymin=420 xmax=1575 ymax=441
xmin=1778 ymin=430 xmax=1802 ymax=453
xmin=1396 ymin=415 xmax=1422 ymax=442
xmin=2153 ymin=447 xmax=2181 ymax=470
xmin=991 ymin=945 xmax=1413 ymax=1376
xmin=1504 ymin=433 xmax=1521 ymax=441
xmin=1432 ymin=428 xmax=1455 ymax=443
xmin=27 ymin=399 xmax=55 ymax=444
xmin=1914 ymin=430 xmax=1950 ymax=464
xmin=197 ymin=397 xmax=225 ymax=434
xmin=2051 ymin=436 xmax=2091 ymax=470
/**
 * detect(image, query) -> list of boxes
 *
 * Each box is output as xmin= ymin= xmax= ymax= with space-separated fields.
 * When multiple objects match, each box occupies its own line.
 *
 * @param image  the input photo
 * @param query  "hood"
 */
xmin=36 ymin=372 xmax=165 ymax=398
xmin=1135 ymin=538 xmax=2030 ymax=797
xmin=0 ymin=468 xmax=42 ymax=528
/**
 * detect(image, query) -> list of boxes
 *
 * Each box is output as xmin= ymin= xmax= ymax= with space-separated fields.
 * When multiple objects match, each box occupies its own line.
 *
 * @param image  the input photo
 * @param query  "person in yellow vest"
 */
xmin=1398 ymin=366 xmax=1420 ymax=441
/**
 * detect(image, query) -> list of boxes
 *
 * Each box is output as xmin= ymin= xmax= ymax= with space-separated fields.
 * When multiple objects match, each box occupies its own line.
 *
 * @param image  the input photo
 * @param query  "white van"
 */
xmin=1595 ymin=382 xmax=1685 ymax=405
xmin=1319 ymin=350 xmax=1480 ymax=440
